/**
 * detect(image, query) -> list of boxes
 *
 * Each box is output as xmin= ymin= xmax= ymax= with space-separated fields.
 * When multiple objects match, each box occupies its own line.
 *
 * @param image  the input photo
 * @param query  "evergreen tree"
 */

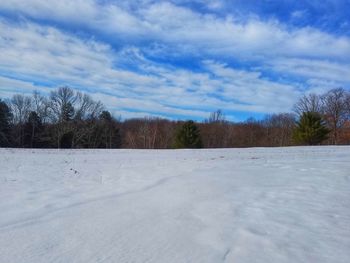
xmin=61 ymin=102 xmax=75 ymax=122
xmin=96 ymin=111 xmax=121 ymax=148
xmin=60 ymin=131 xmax=74 ymax=148
xmin=0 ymin=100 xmax=12 ymax=147
xmin=24 ymin=111 xmax=43 ymax=148
xmin=174 ymin=120 xmax=202 ymax=148
xmin=293 ymin=112 xmax=329 ymax=145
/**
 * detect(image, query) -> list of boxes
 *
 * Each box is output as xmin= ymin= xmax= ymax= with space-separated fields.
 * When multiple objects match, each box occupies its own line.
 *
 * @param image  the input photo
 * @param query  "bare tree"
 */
xmin=32 ymin=91 xmax=49 ymax=123
xmin=201 ymin=110 xmax=230 ymax=148
xmin=10 ymin=94 xmax=33 ymax=146
xmin=346 ymin=92 xmax=350 ymax=115
xmin=121 ymin=118 xmax=175 ymax=149
xmin=49 ymin=86 xmax=78 ymax=123
xmin=205 ymin=109 xmax=226 ymax=123
xmin=48 ymin=87 xmax=79 ymax=147
xmin=321 ymin=88 xmax=349 ymax=144
xmin=10 ymin=94 xmax=32 ymax=124
xmin=263 ymin=113 xmax=295 ymax=146
xmin=89 ymin=100 xmax=104 ymax=120
xmin=293 ymin=93 xmax=322 ymax=116
xmin=75 ymin=92 xmax=103 ymax=120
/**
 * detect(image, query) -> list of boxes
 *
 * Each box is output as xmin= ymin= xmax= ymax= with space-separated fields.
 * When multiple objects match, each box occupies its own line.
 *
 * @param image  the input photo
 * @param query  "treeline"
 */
xmin=0 ymin=87 xmax=120 ymax=148
xmin=1 ymin=87 xmax=350 ymax=149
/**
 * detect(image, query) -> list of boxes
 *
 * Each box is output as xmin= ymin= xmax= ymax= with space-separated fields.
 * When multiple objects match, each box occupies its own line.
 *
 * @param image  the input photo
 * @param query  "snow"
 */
xmin=0 ymin=147 xmax=349 ymax=263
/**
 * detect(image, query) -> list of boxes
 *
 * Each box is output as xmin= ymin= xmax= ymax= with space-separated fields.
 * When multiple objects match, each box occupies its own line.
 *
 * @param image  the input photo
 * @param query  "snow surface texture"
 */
xmin=0 ymin=147 xmax=349 ymax=263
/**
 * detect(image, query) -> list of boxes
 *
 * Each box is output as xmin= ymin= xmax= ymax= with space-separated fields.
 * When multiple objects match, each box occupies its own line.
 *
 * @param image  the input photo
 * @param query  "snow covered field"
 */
xmin=0 ymin=147 xmax=349 ymax=263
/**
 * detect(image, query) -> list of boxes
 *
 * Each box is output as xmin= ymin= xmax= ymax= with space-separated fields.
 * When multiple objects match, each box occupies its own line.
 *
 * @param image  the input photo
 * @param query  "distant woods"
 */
xmin=1 ymin=87 xmax=350 ymax=149
xmin=0 ymin=87 xmax=120 ymax=149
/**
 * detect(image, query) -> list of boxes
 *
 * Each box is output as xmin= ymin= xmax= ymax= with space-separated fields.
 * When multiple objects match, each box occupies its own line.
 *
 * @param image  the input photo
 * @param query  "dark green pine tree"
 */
xmin=174 ymin=120 xmax=202 ymax=148
xmin=97 ymin=111 xmax=121 ymax=148
xmin=0 ymin=99 xmax=12 ymax=147
xmin=24 ymin=111 xmax=43 ymax=148
xmin=293 ymin=112 xmax=329 ymax=145
xmin=61 ymin=102 xmax=75 ymax=122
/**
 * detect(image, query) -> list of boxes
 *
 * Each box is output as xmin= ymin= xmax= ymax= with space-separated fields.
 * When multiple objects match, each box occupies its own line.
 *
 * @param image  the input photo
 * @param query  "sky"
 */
xmin=0 ymin=0 xmax=349 ymax=121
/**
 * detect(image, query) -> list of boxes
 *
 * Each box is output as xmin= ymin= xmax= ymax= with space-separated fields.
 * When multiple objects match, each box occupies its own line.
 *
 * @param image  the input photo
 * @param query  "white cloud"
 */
xmin=1 ymin=0 xmax=349 ymax=61
xmin=0 ymin=1 xmax=349 ymax=120
xmin=0 ymin=76 xmax=50 ymax=94
xmin=203 ymin=61 xmax=301 ymax=112
xmin=290 ymin=10 xmax=307 ymax=20
xmin=0 ymin=19 xmax=306 ymax=119
xmin=268 ymin=58 xmax=350 ymax=84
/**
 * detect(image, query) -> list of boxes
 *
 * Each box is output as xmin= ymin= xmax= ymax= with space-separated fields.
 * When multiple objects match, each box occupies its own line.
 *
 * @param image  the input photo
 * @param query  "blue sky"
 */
xmin=0 ymin=0 xmax=349 ymax=121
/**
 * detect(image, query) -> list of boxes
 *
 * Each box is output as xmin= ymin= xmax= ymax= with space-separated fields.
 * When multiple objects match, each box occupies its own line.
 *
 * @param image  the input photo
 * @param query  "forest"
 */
xmin=1 ymin=87 xmax=350 ymax=149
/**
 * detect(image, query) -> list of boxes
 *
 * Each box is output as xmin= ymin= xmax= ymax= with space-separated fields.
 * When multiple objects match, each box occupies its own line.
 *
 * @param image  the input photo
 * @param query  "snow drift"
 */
xmin=0 ymin=147 xmax=349 ymax=262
